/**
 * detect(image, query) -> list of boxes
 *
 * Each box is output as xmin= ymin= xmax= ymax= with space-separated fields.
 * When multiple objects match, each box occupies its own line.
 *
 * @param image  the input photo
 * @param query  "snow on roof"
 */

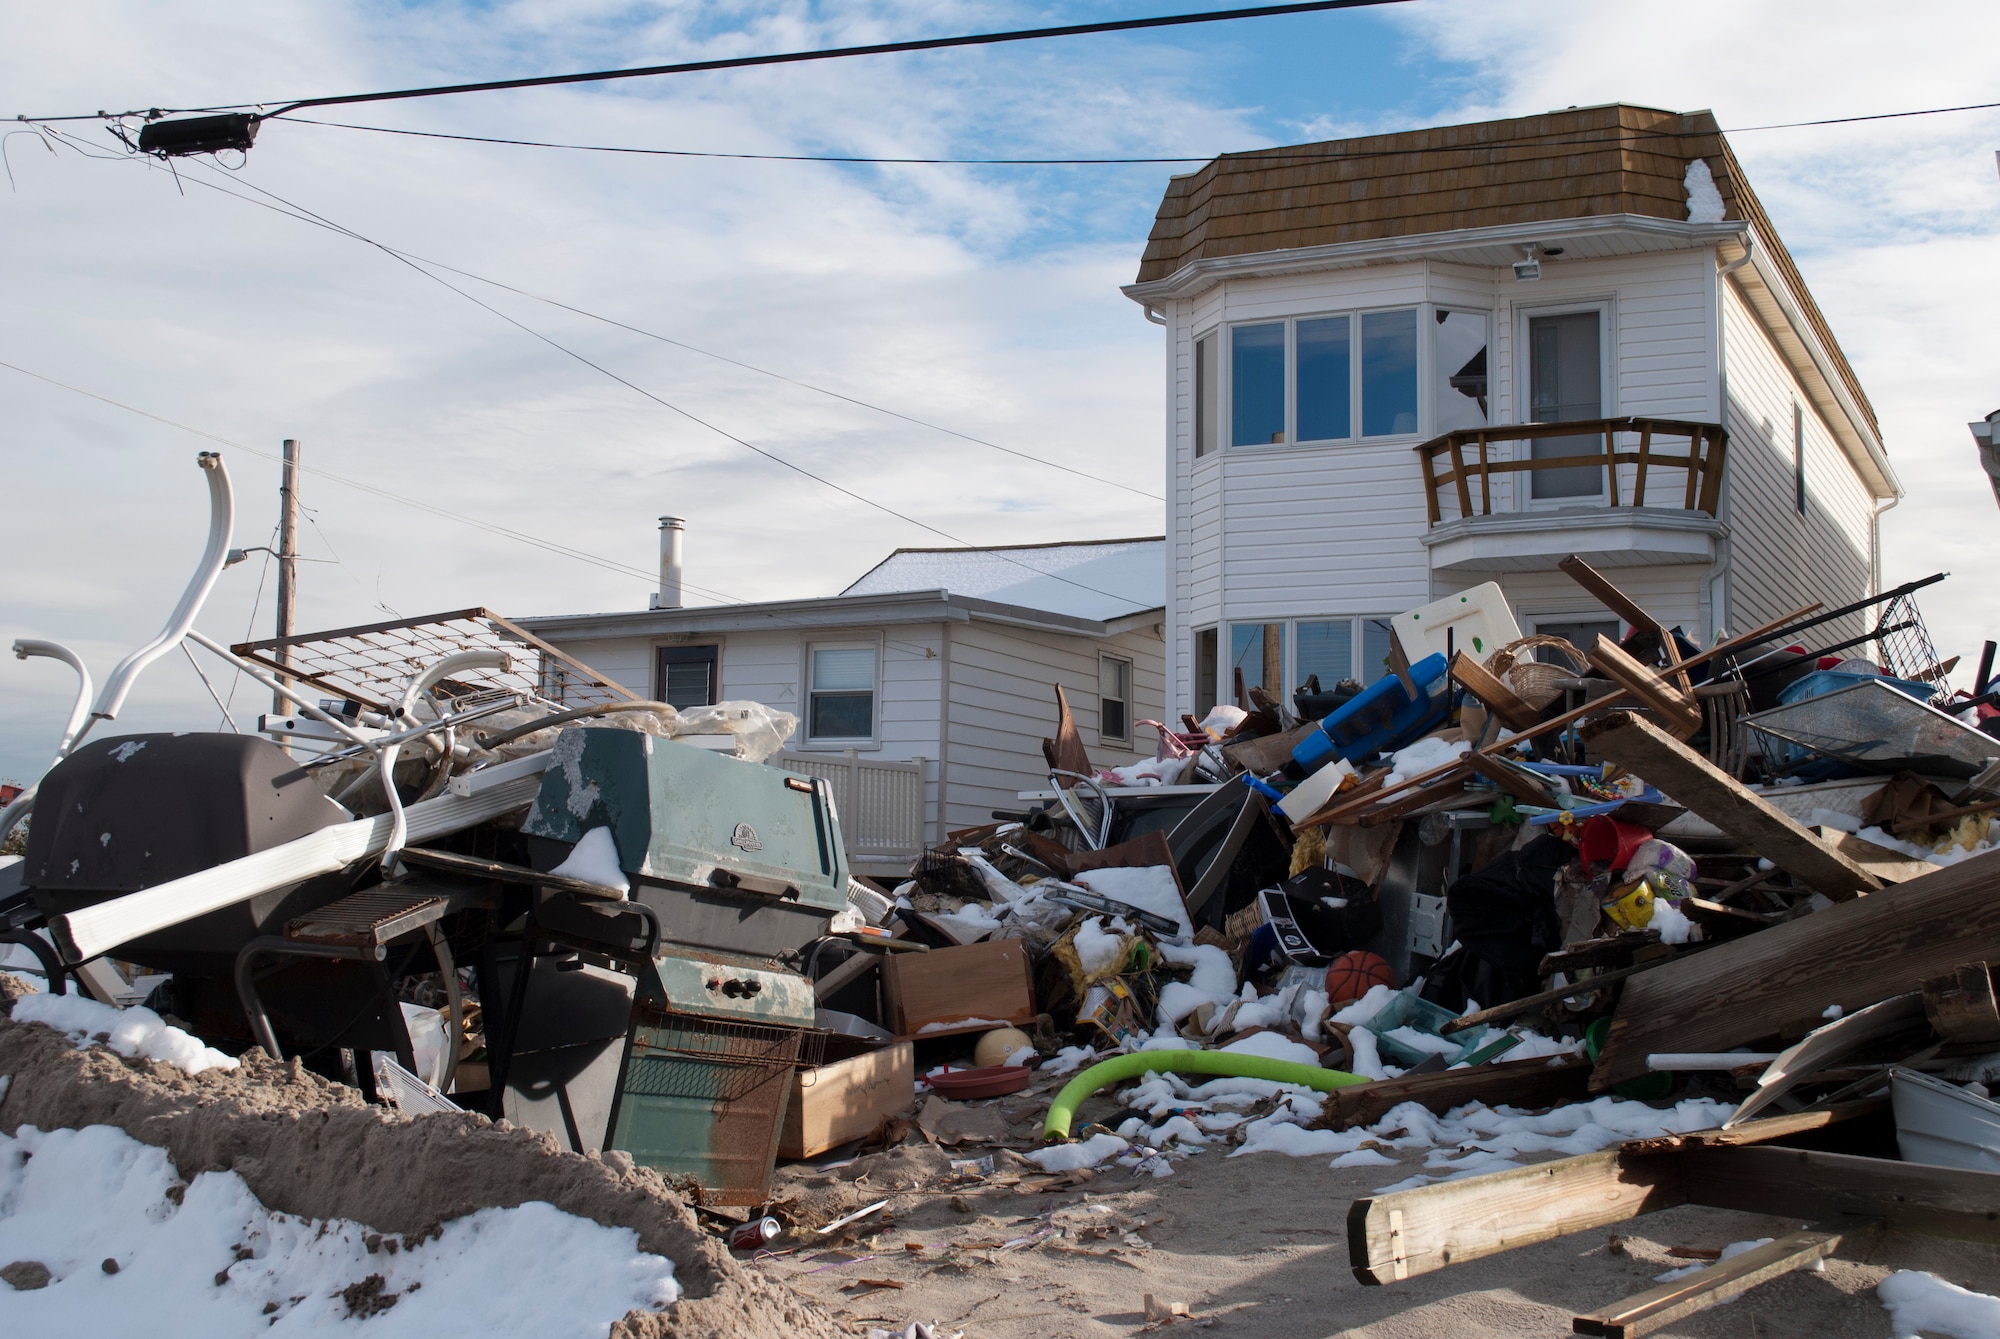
xmin=841 ymin=537 xmax=1164 ymax=623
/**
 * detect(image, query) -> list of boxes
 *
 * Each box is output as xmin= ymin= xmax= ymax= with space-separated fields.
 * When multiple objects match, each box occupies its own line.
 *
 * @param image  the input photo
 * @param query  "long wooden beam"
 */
xmin=1590 ymin=848 xmax=2000 ymax=1090
xmin=1577 ymin=712 xmax=1880 ymax=900
xmin=1571 ymin=1230 xmax=1845 ymax=1338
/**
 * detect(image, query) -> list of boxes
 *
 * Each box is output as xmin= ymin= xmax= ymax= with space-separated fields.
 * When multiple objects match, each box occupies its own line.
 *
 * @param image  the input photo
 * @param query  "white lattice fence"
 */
xmin=771 ymin=751 xmax=927 ymax=864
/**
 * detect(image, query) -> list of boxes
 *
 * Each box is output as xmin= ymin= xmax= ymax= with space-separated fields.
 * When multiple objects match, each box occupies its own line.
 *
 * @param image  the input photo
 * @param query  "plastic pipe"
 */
xmin=1042 ymin=1049 xmax=1368 ymax=1142
xmin=80 ymin=453 xmax=235 ymax=745
xmin=378 ymin=649 xmax=511 ymax=877
xmin=13 ymin=638 xmax=93 ymax=761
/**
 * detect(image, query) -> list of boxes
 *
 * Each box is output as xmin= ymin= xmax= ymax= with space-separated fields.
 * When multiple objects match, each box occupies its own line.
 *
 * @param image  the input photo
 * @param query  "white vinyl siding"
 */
xmin=1720 ymin=282 xmax=1874 ymax=646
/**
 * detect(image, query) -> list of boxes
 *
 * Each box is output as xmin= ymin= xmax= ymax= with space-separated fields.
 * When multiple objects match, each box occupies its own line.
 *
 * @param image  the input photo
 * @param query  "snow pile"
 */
xmin=12 ymin=994 xmax=239 ymax=1075
xmin=1877 ymin=1269 xmax=2000 ymax=1339
xmin=1684 ymin=158 xmax=1727 ymax=224
xmin=548 ymin=826 xmax=629 ymax=895
xmin=1071 ymin=917 xmax=1131 ymax=977
xmin=1042 ymin=1045 xmax=1099 ymax=1077
xmin=1074 ymin=866 xmax=1193 ymax=939
xmin=1654 ymin=1237 xmax=1773 ymax=1283
xmin=0 ymin=1123 xmax=680 ymax=1334
xmin=1384 ymin=736 xmax=1470 ymax=787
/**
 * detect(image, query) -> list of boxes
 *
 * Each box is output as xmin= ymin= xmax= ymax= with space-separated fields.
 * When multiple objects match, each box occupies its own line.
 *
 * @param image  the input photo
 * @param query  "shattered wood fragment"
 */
xmin=1558 ymin=555 xmax=1692 ymax=696
xmin=1922 ymin=962 xmax=2000 ymax=1045
xmin=1571 ymin=1230 xmax=1844 ymax=1338
xmin=1590 ymin=849 xmax=2000 ymax=1090
xmin=1450 ymin=651 xmax=1541 ymax=731
xmin=1578 ymin=713 xmax=1881 ymax=900
xmin=1586 ymin=637 xmax=1701 ymax=738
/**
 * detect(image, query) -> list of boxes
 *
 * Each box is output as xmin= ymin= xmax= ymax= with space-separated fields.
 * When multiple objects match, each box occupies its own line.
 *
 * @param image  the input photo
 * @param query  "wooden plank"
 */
xmin=1452 ymin=651 xmax=1540 ymax=731
xmin=1685 ymin=1143 xmax=2000 ymax=1244
xmin=1323 ymin=1055 xmax=1592 ymax=1130
xmin=1046 ymin=683 xmax=1091 ymax=783
xmin=1468 ymin=751 xmax=1558 ymax=806
xmin=1439 ymin=960 xmax=1665 ymax=1035
xmin=1559 ymin=556 xmax=1690 ymax=695
xmin=1817 ymin=829 xmax=1938 ymax=884
xmin=1347 ymin=1148 xmax=1688 ymax=1284
xmin=1620 ymin=1096 xmax=1889 ymax=1153
xmin=1221 ymin=720 xmax=1321 ymax=777
xmin=1572 ymin=1230 xmax=1844 ymax=1338
xmin=1923 ymin=962 xmax=2000 ymax=1045
xmin=1590 ymin=848 xmax=2000 ymax=1089
xmin=1586 ymin=637 xmax=1700 ymax=737
xmin=1578 ymin=713 xmax=1880 ymax=899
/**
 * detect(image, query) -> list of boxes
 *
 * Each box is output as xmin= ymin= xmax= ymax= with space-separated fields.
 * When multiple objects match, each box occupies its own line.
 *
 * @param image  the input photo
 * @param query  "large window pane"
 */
xmin=1433 ymin=309 xmax=1489 ymax=434
xmin=1230 ymin=323 xmax=1286 ymax=447
xmin=1360 ymin=619 xmax=1396 ymax=686
xmin=809 ymin=646 xmax=874 ymax=740
xmin=1194 ymin=333 xmax=1218 ymax=457
xmin=1529 ymin=311 xmax=1604 ymax=499
xmin=1296 ymin=620 xmax=1354 ymax=689
xmin=1228 ymin=621 xmax=1287 ymax=705
xmin=1360 ymin=309 xmax=1419 ymax=437
xmin=1295 ymin=317 xmax=1352 ymax=442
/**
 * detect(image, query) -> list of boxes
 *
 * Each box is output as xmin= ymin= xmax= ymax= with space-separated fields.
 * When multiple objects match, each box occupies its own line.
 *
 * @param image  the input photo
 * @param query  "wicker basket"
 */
xmin=1485 ymin=635 xmax=1589 ymax=710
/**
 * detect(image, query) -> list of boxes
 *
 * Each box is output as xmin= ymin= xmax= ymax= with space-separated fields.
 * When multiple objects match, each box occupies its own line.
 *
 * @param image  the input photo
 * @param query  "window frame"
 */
xmin=1512 ymin=297 xmax=1616 ymax=510
xmin=1193 ymin=627 xmax=1219 ymax=716
xmin=1219 ymin=614 xmax=1402 ymax=708
xmin=802 ymin=638 xmax=881 ymax=749
xmin=1193 ymin=330 xmax=1219 ymax=459
xmin=1216 ymin=303 xmax=1436 ymax=454
xmin=654 ymin=642 xmax=720 ymax=711
xmin=1098 ymin=654 xmax=1133 ymax=746
xmin=1793 ymin=402 xmax=1808 ymax=516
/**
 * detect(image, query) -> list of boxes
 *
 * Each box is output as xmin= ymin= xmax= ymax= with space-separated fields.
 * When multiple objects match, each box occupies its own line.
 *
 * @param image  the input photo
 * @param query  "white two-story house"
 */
xmin=1122 ymin=104 xmax=1901 ymax=716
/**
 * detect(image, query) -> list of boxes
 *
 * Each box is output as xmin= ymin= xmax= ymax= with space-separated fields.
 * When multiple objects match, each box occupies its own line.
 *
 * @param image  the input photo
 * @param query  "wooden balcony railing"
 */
xmin=1416 ymin=417 xmax=1727 ymax=526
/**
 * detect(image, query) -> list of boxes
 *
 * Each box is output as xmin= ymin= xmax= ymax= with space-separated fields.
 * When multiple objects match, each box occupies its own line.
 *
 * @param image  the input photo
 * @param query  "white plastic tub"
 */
xmin=1392 ymin=583 xmax=1522 ymax=665
xmin=1892 ymin=1067 xmax=2000 ymax=1172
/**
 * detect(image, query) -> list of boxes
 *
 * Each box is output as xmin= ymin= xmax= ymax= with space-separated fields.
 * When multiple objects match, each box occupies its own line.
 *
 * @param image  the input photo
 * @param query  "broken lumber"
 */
xmin=1586 ymin=636 xmax=1701 ymax=738
xmin=1439 ymin=961 xmax=1667 ymax=1035
xmin=1349 ymin=1110 xmax=2000 ymax=1287
xmin=1588 ymin=848 xmax=2000 ymax=1090
xmin=1571 ymin=1229 xmax=1844 ymax=1338
xmin=1578 ymin=712 xmax=1881 ymax=900
xmin=1450 ymin=651 xmax=1540 ymax=731
xmin=1559 ymin=554 xmax=1692 ymax=696
xmin=1320 ymin=1055 xmax=1592 ymax=1130
xmin=1922 ymin=962 xmax=2000 ymax=1045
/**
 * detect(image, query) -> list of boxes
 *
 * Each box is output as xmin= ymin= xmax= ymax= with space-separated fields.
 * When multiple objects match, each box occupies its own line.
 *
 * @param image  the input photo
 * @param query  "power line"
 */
xmin=11 ymin=1 xmax=1413 ymax=124
xmin=283 ymin=97 xmax=2000 ymax=166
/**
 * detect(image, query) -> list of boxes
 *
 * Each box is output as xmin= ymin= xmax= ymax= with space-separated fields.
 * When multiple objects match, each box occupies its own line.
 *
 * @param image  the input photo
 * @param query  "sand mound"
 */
xmin=0 ymin=988 xmax=842 ymax=1339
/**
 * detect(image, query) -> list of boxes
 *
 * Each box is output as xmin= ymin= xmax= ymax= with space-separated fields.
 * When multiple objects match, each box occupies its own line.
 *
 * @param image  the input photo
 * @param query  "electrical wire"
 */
xmin=281 ymin=97 xmax=2000 ymax=167
xmin=11 ymin=1 xmax=1413 ymax=123
xmin=168 ymin=158 xmax=1154 ymax=611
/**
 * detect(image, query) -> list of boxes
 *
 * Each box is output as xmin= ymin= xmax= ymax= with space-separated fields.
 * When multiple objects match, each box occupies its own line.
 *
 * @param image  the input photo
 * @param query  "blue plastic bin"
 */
xmin=1293 ymin=652 xmax=1451 ymax=772
xmin=1776 ymin=669 xmax=1933 ymax=708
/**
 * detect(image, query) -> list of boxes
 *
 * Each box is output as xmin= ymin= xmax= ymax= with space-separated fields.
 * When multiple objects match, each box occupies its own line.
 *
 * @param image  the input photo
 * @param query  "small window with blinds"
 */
xmin=807 ymin=644 xmax=876 ymax=742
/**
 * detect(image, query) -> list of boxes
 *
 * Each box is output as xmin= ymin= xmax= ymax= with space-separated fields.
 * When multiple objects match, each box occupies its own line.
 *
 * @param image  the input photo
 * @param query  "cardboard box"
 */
xmin=881 ymin=938 xmax=1036 ymax=1036
xmin=779 ymin=1037 xmax=914 ymax=1160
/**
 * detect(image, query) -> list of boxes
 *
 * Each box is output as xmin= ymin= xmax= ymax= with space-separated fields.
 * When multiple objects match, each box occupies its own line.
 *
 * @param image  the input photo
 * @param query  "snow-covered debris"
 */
xmin=12 ymin=994 xmax=238 ymax=1075
xmin=1877 ymin=1269 xmax=2000 ymax=1339
xmin=548 ymin=826 xmax=629 ymax=895
xmin=1025 ymin=1133 xmax=1129 ymax=1173
xmin=0 ymin=1123 xmax=680 ymax=1334
xmin=1074 ymin=866 xmax=1193 ymax=939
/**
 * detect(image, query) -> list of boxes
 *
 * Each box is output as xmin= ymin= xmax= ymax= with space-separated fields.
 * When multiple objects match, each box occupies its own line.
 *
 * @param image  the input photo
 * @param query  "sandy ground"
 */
xmin=766 ymin=1085 xmax=2000 ymax=1338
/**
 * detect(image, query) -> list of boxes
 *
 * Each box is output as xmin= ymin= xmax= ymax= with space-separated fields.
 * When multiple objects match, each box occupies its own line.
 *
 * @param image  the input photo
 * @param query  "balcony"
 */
xmin=1415 ymin=417 xmax=1728 ymax=574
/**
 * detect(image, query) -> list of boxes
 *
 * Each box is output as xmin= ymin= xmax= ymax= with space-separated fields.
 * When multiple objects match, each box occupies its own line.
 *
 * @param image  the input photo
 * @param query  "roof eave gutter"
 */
xmin=1122 ymin=215 xmax=1748 ymax=304
xmin=1733 ymin=231 xmax=1901 ymax=500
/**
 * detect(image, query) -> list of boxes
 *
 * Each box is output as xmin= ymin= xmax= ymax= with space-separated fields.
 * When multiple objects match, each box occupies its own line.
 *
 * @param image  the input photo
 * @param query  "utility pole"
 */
xmin=274 ymin=439 xmax=301 ymax=746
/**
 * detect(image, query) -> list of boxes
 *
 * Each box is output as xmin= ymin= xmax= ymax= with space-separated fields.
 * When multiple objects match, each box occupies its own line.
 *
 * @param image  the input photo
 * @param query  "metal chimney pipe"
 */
xmin=653 ymin=516 xmax=685 ymax=610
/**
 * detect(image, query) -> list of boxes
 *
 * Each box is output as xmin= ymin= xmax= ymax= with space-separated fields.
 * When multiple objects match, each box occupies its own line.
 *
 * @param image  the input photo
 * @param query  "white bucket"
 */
xmin=1891 ymin=1067 xmax=2000 ymax=1172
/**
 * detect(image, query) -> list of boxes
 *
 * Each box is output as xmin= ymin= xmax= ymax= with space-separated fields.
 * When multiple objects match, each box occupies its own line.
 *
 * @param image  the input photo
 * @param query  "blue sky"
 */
xmin=1 ymin=0 xmax=1996 ymax=782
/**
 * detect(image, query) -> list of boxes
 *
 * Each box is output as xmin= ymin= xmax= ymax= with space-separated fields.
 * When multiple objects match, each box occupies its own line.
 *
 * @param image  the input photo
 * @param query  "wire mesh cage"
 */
xmin=1871 ymin=590 xmax=1948 ymax=698
xmin=233 ymin=607 xmax=637 ymax=716
xmin=623 ymin=1012 xmax=820 ymax=1104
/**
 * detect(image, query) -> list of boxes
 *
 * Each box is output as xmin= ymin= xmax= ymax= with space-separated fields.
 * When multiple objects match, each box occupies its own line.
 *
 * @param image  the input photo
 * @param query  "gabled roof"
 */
xmin=841 ymin=537 xmax=1165 ymax=623
xmin=1134 ymin=104 xmax=1877 ymax=438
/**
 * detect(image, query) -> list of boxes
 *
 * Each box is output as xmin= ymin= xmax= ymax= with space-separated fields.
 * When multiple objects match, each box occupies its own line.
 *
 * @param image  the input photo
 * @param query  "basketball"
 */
xmin=1323 ymin=951 xmax=1396 ymax=1004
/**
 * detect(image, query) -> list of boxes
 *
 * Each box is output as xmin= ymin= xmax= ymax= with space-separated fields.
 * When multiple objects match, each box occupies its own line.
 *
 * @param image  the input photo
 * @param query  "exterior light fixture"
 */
xmin=1512 ymin=244 xmax=1542 ymax=282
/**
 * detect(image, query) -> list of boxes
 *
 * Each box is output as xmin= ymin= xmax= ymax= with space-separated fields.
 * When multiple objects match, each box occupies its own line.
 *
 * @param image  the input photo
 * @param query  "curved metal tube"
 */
xmin=422 ymin=921 xmax=463 ymax=1094
xmin=0 ymin=930 xmax=69 ymax=995
xmin=378 ymin=649 xmax=511 ymax=878
xmin=184 ymin=630 xmax=377 ymax=749
xmin=79 ymin=453 xmax=235 ymax=746
xmin=13 ymin=638 xmax=94 ymax=761
xmin=472 ymin=699 xmax=674 ymax=751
